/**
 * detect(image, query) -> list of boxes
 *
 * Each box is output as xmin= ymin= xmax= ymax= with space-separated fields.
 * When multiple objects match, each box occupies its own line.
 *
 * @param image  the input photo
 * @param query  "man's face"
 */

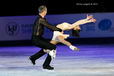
xmin=43 ymin=8 xmax=47 ymax=16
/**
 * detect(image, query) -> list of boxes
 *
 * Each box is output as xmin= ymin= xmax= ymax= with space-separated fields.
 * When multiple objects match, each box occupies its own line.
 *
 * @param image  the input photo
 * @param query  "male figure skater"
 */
xmin=29 ymin=5 xmax=62 ymax=70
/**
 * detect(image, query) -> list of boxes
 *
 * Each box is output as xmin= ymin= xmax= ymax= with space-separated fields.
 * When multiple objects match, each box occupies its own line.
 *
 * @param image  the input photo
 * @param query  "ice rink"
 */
xmin=0 ymin=44 xmax=114 ymax=76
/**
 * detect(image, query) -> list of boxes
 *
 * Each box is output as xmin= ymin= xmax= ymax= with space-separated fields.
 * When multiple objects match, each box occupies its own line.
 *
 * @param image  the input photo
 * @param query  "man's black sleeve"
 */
xmin=40 ymin=18 xmax=62 ymax=32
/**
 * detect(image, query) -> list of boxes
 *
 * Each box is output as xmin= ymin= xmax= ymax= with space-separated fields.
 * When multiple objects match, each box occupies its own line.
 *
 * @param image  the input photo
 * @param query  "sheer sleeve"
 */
xmin=40 ymin=18 xmax=62 ymax=32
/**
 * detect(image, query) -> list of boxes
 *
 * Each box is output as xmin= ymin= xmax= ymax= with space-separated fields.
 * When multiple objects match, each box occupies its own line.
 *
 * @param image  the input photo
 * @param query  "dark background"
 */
xmin=0 ymin=0 xmax=114 ymax=46
xmin=0 ymin=0 xmax=113 ymax=16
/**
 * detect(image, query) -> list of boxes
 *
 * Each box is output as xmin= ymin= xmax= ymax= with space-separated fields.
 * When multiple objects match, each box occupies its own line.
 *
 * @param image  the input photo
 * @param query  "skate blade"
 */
xmin=76 ymin=48 xmax=79 ymax=51
xmin=74 ymin=48 xmax=79 ymax=51
xmin=28 ymin=58 xmax=35 ymax=66
xmin=42 ymin=69 xmax=55 ymax=72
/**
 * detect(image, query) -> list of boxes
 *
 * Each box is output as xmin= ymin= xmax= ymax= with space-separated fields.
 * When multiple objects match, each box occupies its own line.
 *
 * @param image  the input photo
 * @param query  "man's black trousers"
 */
xmin=30 ymin=36 xmax=56 ymax=67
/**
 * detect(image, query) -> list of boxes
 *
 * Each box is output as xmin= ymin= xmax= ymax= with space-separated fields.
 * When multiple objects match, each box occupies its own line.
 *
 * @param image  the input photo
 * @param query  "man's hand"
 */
xmin=58 ymin=28 xmax=62 ymax=32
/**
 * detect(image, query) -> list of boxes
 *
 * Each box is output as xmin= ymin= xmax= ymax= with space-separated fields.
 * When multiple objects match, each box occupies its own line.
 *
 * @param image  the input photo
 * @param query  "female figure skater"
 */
xmin=44 ymin=15 xmax=96 ymax=59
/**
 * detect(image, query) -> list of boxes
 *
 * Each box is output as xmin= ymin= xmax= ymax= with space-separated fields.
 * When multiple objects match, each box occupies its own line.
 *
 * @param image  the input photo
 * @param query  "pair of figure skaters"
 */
xmin=29 ymin=5 xmax=96 ymax=70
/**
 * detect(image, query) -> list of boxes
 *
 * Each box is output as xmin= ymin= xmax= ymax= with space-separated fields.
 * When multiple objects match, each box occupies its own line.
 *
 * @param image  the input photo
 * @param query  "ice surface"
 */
xmin=0 ymin=44 xmax=114 ymax=76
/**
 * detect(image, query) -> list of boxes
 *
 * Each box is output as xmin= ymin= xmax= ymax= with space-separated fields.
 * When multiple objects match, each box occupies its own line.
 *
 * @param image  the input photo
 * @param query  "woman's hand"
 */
xmin=86 ymin=14 xmax=93 ymax=20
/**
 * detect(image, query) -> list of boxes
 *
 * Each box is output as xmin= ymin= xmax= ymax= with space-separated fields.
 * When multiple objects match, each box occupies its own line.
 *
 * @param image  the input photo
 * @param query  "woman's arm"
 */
xmin=61 ymin=15 xmax=96 ymax=30
xmin=72 ymin=18 xmax=96 ymax=26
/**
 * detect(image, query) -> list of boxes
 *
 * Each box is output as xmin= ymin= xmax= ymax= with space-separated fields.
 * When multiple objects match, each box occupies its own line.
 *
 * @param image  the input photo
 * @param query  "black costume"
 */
xmin=29 ymin=15 xmax=62 ymax=69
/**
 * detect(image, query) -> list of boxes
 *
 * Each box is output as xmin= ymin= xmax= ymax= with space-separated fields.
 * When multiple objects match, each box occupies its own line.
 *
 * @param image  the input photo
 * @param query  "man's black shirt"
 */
xmin=32 ymin=15 xmax=62 ymax=38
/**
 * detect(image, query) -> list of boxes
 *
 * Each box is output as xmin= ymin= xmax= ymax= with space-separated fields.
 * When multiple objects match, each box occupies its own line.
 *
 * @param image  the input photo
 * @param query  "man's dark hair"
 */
xmin=38 ymin=5 xmax=47 ymax=13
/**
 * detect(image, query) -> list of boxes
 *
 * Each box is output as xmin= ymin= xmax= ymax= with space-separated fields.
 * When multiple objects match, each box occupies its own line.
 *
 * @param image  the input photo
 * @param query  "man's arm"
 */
xmin=40 ymin=18 xmax=62 ymax=32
